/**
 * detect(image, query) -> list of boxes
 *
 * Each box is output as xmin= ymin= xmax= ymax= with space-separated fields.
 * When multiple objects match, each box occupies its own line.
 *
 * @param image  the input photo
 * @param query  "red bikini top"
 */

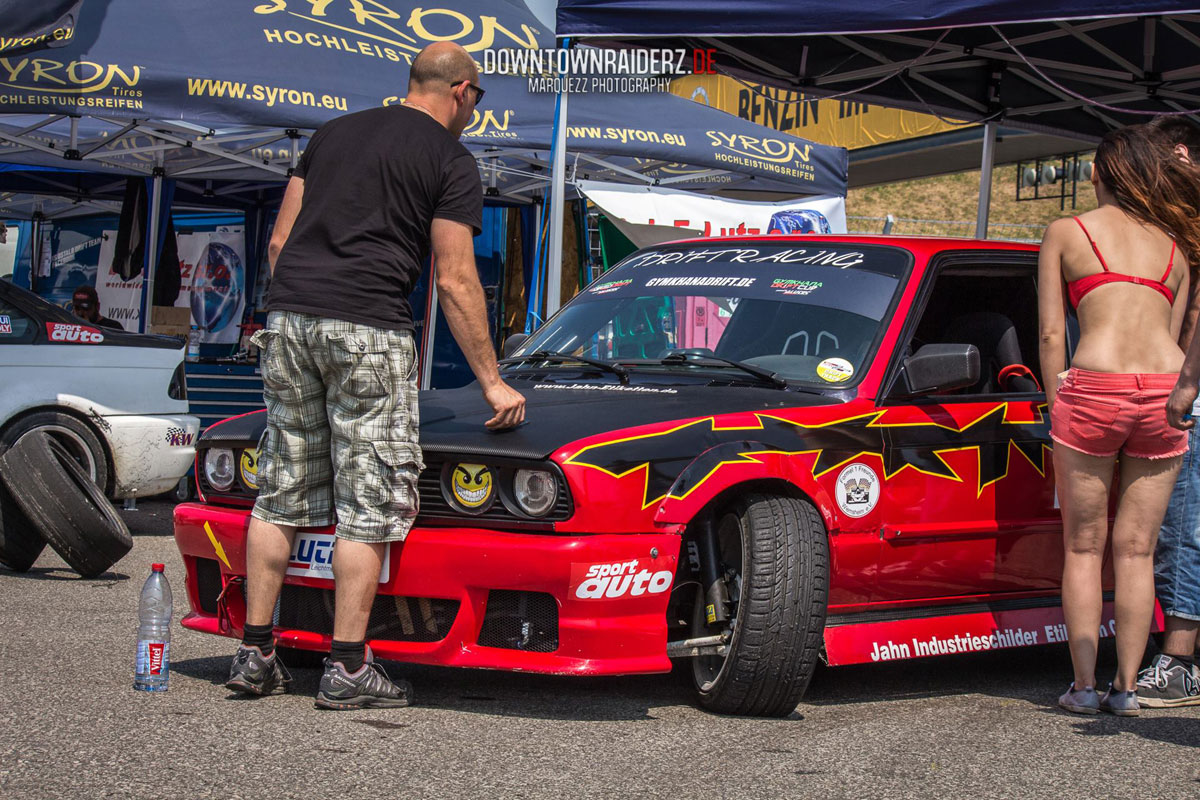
xmin=1066 ymin=217 xmax=1176 ymax=308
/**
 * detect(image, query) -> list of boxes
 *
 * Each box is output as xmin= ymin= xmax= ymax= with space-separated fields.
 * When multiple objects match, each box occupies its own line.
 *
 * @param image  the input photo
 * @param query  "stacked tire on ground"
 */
xmin=0 ymin=429 xmax=132 ymax=577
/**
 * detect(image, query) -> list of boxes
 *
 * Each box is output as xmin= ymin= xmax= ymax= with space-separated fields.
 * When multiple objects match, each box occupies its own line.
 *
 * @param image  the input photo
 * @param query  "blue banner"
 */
xmin=0 ymin=0 xmax=846 ymax=196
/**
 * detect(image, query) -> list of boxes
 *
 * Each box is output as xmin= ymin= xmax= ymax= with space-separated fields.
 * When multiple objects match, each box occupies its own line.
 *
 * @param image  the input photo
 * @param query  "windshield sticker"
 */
xmin=0 ymin=315 xmax=10 ymax=334
xmin=836 ymin=463 xmax=880 ymax=518
xmin=645 ymin=276 xmax=755 ymax=289
xmin=535 ymin=383 xmax=678 ymax=394
xmin=816 ymin=357 xmax=854 ymax=383
xmin=591 ymin=278 xmax=632 ymax=295
xmin=624 ymin=247 xmax=866 ymax=269
xmin=45 ymin=322 xmax=104 ymax=344
xmin=772 ymin=279 xmax=822 ymax=296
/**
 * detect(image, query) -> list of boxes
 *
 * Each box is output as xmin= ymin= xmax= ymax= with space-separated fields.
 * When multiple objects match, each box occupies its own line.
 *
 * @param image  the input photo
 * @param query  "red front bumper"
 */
xmin=174 ymin=503 xmax=681 ymax=675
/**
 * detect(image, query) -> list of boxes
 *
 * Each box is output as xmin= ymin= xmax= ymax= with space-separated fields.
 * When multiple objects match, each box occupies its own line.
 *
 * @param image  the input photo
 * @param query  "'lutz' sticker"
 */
xmin=816 ymin=357 xmax=853 ymax=383
xmin=286 ymin=531 xmax=390 ymax=583
xmin=46 ymin=322 xmax=104 ymax=344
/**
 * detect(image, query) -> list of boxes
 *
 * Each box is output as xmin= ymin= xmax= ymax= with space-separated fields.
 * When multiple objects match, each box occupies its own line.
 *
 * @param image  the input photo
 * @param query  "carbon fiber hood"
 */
xmin=418 ymin=379 xmax=838 ymax=460
xmin=198 ymin=380 xmax=840 ymax=457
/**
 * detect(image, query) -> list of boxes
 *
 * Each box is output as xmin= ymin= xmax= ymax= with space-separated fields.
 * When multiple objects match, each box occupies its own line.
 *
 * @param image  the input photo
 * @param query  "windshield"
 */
xmin=515 ymin=243 xmax=910 ymax=387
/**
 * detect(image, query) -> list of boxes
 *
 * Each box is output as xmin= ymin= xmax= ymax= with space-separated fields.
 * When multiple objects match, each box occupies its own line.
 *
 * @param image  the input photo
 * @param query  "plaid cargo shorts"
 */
xmin=250 ymin=310 xmax=423 ymax=543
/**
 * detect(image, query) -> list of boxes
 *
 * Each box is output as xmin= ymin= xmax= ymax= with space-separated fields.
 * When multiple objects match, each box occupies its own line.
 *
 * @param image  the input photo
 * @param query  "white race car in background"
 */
xmin=0 ymin=280 xmax=199 ymax=499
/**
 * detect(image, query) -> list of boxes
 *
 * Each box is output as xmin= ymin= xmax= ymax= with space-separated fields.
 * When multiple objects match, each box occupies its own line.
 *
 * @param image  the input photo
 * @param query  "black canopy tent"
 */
xmin=557 ymin=1 xmax=1200 ymax=234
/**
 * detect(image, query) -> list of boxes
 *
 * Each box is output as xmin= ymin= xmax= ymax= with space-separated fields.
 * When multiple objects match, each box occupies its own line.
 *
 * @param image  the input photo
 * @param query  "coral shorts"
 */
xmin=1050 ymin=368 xmax=1188 ymax=460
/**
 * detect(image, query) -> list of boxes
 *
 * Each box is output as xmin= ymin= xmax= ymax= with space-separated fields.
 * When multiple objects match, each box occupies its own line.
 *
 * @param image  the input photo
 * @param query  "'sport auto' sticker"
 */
xmin=45 ymin=322 xmax=103 ymax=344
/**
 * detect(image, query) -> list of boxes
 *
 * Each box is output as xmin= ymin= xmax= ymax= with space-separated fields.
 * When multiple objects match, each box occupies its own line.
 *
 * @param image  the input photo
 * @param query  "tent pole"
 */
xmin=974 ymin=121 xmax=997 ymax=239
xmin=420 ymin=280 xmax=439 ymax=391
xmin=142 ymin=151 xmax=165 ymax=331
xmin=545 ymin=43 xmax=570 ymax=319
xmin=29 ymin=207 xmax=43 ymax=293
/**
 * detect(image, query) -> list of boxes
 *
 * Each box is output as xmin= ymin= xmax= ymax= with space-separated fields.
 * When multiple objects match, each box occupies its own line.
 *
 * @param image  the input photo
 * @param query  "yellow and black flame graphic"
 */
xmin=565 ymin=403 xmax=1051 ymax=508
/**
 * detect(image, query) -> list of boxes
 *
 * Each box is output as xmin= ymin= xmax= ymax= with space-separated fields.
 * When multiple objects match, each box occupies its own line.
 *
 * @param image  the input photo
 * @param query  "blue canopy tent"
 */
xmin=0 ymin=0 xmax=83 ymax=56
xmin=558 ymin=1 xmax=1200 ymax=233
xmin=0 ymin=0 xmax=848 ymax=382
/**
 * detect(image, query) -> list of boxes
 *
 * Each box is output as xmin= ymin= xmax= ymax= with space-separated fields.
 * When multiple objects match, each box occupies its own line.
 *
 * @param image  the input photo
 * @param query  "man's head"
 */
xmin=405 ymin=42 xmax=482 ymax=138
xmin=71 ymin=285 xmax=101 ymax=322
xmin=1147 ymin=116 xmax=1200 ymax=164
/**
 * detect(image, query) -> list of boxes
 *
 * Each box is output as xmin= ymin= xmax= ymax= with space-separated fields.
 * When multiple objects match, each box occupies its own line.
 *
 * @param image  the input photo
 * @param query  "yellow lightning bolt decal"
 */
xmin=204 ymin=521 xmax=232 ymax=570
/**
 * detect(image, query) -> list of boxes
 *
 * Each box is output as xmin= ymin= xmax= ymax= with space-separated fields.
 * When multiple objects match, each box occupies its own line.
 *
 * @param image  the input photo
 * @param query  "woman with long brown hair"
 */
xmin=1039 ymin=124 xmax=1200 ymax=715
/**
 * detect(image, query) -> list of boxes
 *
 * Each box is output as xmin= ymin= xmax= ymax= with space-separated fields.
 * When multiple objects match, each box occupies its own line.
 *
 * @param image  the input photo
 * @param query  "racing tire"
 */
xmin=0 ymin=410 xmax=110 ymax=494
xmin=691 ymin=493 xmax=828 ymax=717
xmin=0 ymin=482 xmax=45 ymax=572
xmin=0 ymin=432 xmax=132 ymax=578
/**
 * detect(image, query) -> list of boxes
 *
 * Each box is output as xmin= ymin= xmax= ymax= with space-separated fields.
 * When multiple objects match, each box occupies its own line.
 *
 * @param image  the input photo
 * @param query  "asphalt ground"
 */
xmin=1 ymin=499 xmax=1197 ymax=800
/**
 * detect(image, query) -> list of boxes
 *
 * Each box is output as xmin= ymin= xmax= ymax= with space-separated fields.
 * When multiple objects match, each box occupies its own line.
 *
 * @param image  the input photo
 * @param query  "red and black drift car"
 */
xmin=175 ymin=235 xmax=1143 ymax=717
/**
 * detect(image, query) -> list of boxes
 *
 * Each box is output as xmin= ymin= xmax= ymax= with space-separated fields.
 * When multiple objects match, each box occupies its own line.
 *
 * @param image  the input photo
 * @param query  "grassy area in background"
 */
xmin=847 ymin=163 xmax=1098 ymax=233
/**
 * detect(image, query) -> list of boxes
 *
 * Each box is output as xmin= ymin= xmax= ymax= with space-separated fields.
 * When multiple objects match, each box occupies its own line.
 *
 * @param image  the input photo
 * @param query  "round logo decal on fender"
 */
xmin=450 ymin=463 xmax=494 ymax=511
xmin=835 ymin=462 xmax=880 ymax=518
xmin=816 ymin=357 xmax=854 ymax=383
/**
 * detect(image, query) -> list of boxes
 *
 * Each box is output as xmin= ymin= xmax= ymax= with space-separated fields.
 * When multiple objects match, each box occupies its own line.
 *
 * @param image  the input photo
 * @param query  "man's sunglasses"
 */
xmin=452 ymin=80 xmax=485 ymax=106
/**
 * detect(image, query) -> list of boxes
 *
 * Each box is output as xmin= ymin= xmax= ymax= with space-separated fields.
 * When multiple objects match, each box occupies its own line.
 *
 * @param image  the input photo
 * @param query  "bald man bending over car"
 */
xmin=225 ymin=42 xmax=525 ymax=710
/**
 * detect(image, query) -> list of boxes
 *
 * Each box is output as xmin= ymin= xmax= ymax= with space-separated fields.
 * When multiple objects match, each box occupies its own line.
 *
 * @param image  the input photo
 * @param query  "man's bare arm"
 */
xmin=431 ymin=217 xmax=525 ymax=429
xmin=268 ymin=176 xmax=304 ymax=274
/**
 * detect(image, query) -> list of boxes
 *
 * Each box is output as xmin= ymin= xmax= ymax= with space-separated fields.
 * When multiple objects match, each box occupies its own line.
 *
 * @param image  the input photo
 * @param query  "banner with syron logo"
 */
xmin=176 ymin=231 xmax=246 ymax=345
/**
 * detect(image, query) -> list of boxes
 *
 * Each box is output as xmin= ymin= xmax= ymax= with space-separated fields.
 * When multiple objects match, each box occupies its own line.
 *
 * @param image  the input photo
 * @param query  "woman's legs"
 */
xmin=1111 ymin=454 xmax=1183 ymax=691
xmin=1055 ymin=444 xmax=1117 ymax=690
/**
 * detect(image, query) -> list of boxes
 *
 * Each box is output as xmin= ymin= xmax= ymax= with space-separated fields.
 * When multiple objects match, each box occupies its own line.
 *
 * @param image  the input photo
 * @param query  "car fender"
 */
xmin=2 ymin=398 xmax=199 ymax=498
xmin=651 ymin=440 xmax=839 ymax=531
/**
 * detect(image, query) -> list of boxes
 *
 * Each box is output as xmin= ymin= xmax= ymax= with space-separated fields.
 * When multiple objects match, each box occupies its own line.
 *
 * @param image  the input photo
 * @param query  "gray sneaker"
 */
xmin=314 ymin=648 xmax=412 ymax=710
xmin=1136 ymin=655 xmax=1200 ymax=708
xmin=1057 ymin=683 xmax=1099 ymax=714
xmin=1100 ymin=685 xmax=1140 ymax=716
xmin=226 ymin=645 xmax=292 ymax=696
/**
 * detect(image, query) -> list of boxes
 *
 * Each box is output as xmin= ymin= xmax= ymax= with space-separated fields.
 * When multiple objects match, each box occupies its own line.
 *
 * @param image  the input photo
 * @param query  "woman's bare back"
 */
xmin=1054 ymin=205 xmax=1189 ymax=374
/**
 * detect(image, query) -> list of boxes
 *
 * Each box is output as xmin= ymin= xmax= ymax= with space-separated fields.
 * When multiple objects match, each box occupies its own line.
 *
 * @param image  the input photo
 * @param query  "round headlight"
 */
xmin=204 ymin=448 xmax=236 ymax=492
xmin=513 ymin=469 xmax=557 ymax=517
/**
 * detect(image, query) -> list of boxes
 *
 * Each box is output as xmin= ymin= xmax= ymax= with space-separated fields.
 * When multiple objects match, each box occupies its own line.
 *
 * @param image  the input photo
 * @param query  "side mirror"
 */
xmin=893 ymin=343 xmax=980 ymax=397
xmin=503 ymin=333 xmax=529 ymax=358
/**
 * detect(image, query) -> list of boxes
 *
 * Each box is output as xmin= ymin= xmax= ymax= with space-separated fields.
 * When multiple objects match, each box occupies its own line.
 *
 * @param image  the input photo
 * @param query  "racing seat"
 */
xmin=939 ymin=312 xmax=1039 ymax=393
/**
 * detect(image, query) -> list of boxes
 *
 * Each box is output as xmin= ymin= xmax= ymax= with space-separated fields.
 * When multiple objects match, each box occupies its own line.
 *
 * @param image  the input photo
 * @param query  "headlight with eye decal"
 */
xmin=445 ymin=462 xmax=496 ymax=513
xmin=239 ymin=447 xmax=260 ymax=491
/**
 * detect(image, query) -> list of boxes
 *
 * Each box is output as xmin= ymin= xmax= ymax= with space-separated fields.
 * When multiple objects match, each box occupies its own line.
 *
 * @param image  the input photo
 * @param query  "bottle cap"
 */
xmin=152 ymin=563 xmax=165 ymax=572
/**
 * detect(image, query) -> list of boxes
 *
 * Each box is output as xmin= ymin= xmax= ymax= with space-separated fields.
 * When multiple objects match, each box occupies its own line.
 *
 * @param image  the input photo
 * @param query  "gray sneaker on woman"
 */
xmin=1058 ymin=683 xmax=1099 ymax=714
xmin=1136 ymin=654 xmax=1200 ymax=708
xmin=1100 ymin=685 xmax=1140 ymax=716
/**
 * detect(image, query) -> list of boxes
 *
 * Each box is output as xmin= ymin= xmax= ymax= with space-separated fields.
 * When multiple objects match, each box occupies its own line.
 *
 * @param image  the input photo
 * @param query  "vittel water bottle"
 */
xmin=134 ymin=563 xmax=173 ymax=692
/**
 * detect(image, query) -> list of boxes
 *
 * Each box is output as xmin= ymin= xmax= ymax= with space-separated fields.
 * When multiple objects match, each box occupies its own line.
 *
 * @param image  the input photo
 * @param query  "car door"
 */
xmin=873 ymin=252 xmax=1062 ymax=602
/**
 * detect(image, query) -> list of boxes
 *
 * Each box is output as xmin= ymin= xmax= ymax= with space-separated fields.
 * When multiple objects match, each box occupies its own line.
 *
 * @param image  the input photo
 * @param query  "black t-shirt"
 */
xmin=94 ymin=315 xmax=123 ymax=331
xmin=267 ymin=105 xmax=483 ymax=331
